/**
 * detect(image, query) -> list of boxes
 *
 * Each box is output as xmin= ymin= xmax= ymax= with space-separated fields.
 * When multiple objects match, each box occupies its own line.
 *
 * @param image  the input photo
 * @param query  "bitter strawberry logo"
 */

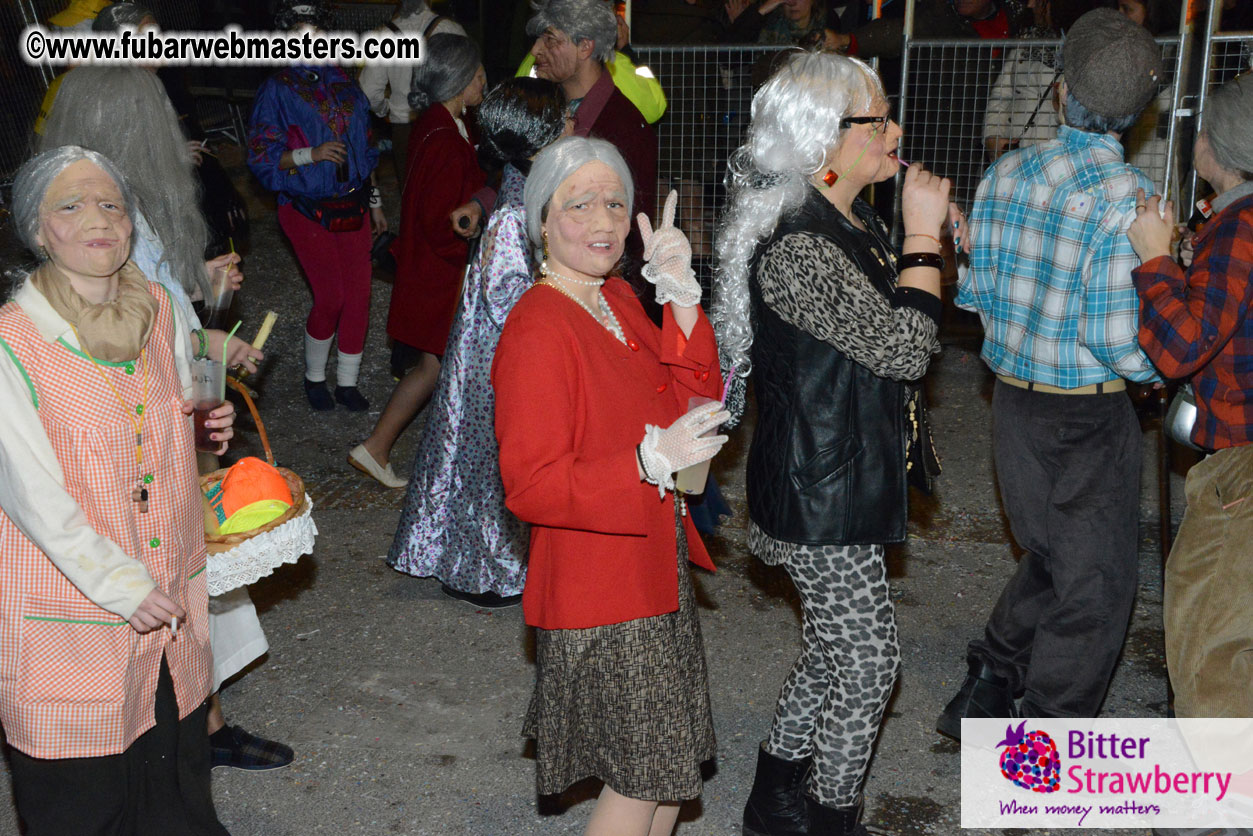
xmin=997 ymin=721 xmax=1061 ymax=793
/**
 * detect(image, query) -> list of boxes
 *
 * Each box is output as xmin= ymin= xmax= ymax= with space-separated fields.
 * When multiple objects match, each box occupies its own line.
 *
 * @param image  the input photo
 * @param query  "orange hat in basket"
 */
xmin=219 ymin=457 xmax=292 ymax=518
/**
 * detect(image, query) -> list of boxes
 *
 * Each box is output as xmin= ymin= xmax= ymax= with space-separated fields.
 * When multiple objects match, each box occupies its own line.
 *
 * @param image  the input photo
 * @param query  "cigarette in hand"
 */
xmin=170 ymin=616 xmax=179 ymax=638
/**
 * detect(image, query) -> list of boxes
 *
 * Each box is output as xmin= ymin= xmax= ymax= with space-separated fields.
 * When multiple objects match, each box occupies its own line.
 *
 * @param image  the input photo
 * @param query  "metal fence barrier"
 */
xmin=632 ymin=44 xmax=783 ymax=266
xmin=898 ymin=36 xmax=1184 ymax=214
xmin=3 ymin=0 xmax=1250 ymax=242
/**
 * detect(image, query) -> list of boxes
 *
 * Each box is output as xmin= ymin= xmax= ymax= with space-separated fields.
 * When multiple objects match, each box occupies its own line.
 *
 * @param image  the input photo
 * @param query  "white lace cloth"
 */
xmin=206 ymin=495 xmax=318 ymax=595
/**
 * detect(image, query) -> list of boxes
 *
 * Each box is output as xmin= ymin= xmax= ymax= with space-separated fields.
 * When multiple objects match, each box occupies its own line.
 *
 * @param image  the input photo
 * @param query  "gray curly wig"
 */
xmin=92 ymin=2 xmax=156 ymax=31
xmin=526 ymin=0 xmax=618 ymax=64
xmin=712 ymin=51 xmax=884 ymax=425
xmin=1204 ymin=72 xmax=1253 ymax=179
xmin=12 ymin=145 xmax=136 ymax=258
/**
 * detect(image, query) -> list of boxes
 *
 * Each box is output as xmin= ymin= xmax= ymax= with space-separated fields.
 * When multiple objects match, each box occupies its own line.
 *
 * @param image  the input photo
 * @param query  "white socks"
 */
xmin=304 ymin=332 xmax=333 ymax=383
xmin=304 ymin=333 xmax=364 ymax=388
xmin=336 ymin=351 xmax=363 ymax=389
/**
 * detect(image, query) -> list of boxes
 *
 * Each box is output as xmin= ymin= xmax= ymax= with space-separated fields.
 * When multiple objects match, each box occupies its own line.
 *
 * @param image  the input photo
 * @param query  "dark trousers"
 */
xmin=8 ymin=657 xmax=228 ymax=836
xmin=970 ymin=381 xmax=1142 ymax=716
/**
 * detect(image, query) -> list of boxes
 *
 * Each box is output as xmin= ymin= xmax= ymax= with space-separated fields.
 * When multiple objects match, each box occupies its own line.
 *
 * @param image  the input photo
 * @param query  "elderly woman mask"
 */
xmin=20 ymin=151 xmax=158 ymax=363
xmin=542 ymin=160 xmax=631 ymax=280
xmin=37 ymin=159 xmax=133 ymax=295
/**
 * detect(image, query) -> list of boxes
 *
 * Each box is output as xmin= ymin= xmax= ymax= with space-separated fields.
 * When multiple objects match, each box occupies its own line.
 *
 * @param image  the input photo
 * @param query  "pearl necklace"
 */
xmin=540 ymin=280 xmax=626 ymax=345
xmin=540 ymin=262 xmax=605 ymax=287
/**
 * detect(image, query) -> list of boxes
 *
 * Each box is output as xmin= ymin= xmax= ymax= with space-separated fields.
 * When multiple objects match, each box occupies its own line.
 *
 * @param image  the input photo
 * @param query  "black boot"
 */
xmin=805 ymin=797 xmax=868 ymax=836
xmin=742 ymin=745 xmax=810 ymax=836
xmin=936 ymin=656 xmax=1017 ymax=740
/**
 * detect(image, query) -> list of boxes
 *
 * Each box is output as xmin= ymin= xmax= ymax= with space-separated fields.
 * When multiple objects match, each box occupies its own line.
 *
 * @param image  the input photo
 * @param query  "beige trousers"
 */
xmin=1164 ymin=443 xmax=1253 ymax=717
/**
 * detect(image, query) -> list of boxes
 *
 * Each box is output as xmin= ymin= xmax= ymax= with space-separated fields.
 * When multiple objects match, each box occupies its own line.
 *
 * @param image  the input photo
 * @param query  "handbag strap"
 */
xmin=1018 ymin=69 xmax=1062 ymax=141
xmin=423 ymin=15 xmax=448 ymax=37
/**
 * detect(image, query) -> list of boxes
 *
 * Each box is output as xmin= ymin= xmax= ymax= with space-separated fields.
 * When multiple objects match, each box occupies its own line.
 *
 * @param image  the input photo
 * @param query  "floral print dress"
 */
xmin=386 ymin=165 xmax=531 ymax=595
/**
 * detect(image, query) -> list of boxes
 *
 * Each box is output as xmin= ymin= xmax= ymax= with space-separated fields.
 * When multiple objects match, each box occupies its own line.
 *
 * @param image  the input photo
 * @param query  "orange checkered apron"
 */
xmin=0 ymin=283 xmax=212 ymax=760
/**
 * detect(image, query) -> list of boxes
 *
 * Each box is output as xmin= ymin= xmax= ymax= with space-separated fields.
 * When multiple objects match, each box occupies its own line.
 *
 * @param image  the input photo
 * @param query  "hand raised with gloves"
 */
xmin=638 ymin=400 xmax=730 ymax=498
xmin=638 ymin=190 xmax=702 ymax=308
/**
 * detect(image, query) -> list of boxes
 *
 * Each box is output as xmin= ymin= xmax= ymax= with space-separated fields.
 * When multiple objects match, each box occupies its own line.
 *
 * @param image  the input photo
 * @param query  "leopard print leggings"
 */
xmin=764 ymin=542 xmax=901 ymax=806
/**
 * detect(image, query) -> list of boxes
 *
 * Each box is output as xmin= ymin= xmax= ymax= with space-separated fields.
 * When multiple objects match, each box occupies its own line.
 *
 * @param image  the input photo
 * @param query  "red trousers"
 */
xmin=277 ymin=202 xmax=373 ymax=354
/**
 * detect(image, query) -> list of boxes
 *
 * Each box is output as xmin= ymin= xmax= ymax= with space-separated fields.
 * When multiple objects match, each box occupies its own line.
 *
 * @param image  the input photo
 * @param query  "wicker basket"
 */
xmin=202 ymin=376 xmax=308 ymax=554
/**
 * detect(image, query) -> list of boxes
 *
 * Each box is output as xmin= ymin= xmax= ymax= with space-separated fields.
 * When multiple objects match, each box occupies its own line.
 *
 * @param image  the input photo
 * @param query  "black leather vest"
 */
xmin=746 ymin=190 xmax=909 ymax=546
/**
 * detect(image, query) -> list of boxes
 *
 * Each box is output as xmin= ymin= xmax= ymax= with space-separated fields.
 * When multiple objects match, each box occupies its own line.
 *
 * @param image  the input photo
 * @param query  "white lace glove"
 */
xmin=638 ymin=400 xmax=730 ymax=498
xmin=638 ymin=190 xmax=702 ymax=308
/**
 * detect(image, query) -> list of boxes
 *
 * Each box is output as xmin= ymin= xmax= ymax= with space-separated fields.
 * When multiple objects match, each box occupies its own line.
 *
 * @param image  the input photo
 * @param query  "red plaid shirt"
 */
xmin=1133 ymin=193 xmax=1253 ymax=450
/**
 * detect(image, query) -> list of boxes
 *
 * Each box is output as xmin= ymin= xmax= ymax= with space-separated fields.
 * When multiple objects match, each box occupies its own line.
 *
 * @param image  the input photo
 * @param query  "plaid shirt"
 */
xmin=1133 ymin=191 xmax=1253 ymax=450
xmin=957 ymin=126 xmax=1161 ymax=386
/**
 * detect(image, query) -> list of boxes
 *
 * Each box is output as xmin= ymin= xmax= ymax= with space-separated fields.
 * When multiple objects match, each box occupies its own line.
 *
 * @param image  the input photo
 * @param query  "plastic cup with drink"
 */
xmin=204 ymin=260 xmax=235 ymax=330
xmin=190 ymin=357 xmax=226 ymax=452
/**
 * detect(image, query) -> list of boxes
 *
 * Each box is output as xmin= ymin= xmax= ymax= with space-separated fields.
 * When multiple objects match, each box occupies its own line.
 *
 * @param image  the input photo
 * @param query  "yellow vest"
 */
xmin=47 ymin=0 xmax=111 ymax=28
xmin=516 ymin=52 xmax=667 ymax=124
xmin=33 ymin=73 xmax=66 ymax=136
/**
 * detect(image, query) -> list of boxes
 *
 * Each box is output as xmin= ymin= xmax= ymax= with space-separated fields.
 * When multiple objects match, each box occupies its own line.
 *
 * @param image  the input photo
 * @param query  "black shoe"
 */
xmin=743 ymin=745 xmax=810 ymax=836
xmin=334 ymin=386 xmax=370 ymax=412
xmin=936 ymin=656 xmax=1017 ymax=741
xmin=210 ymin=724 xmax=294 ymax=771
xmin=805 ymin=797 xmax=869 ymax=836
xmin=304 ymin=378 xmax=334 ymax=411
xmin=439 ymin=584 xmax=521 ymax=609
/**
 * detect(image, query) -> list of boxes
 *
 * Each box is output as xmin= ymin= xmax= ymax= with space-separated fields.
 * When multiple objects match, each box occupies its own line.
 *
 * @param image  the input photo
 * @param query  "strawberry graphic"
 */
xmin=996 ymin=721 xmax=1061 ymax=793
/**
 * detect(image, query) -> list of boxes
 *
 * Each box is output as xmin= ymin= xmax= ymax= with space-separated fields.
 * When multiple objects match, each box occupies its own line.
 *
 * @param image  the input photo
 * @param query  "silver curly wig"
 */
xmin=38 ymin=66 xmax=210 ymax=300
xmin=12 ymin=145 xmax=136 ymax=257
xmin=1203 ymin=71 xmax=1253 ymax=179
xmin=526 ymin=0 xmax=617 ymax=64
xmin=91 ymin=2 xmax=156 ymax=31
xmin=523 ymin=136 xmax=633 ymax=252
xmin=712 ymin=51 xmax=884 ymax=425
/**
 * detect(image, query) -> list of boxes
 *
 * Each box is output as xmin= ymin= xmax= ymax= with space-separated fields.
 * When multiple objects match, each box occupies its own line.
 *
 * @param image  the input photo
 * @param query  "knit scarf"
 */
xmin=30 ymin=259 xmax=157 ymax=362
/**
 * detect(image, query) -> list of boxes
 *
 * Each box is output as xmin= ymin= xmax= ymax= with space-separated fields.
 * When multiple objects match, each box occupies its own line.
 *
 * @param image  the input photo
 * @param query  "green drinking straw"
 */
xmin=223 ymin=320 xmax=242 ymax=368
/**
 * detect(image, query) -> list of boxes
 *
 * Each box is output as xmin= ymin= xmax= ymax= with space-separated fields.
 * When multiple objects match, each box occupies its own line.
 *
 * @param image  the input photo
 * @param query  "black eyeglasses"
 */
xmin=840 ymin=115 xmax=890 ymax=129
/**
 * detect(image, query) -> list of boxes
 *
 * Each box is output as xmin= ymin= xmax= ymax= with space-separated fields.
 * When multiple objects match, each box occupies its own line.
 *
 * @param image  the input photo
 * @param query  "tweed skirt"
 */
xmin=523 ymin=504 xmax=716 ymax=800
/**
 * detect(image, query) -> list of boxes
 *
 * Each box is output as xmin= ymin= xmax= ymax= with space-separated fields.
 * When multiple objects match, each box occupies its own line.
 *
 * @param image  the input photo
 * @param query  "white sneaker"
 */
xmin=348 ymin=444 xmax=407 ymax=489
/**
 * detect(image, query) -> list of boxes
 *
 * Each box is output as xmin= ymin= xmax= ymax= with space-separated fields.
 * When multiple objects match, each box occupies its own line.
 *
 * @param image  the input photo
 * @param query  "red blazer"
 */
xmin=389 ymin=105 xmax=485 ymax=353
xmin=492 ymin=278 xmax=722 ymax=630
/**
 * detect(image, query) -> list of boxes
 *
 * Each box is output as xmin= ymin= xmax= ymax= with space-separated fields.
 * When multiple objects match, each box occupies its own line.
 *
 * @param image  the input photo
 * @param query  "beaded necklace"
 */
xmin=70 ymin=325 xmax=151 ymax=512
xmin=539 ymin=280 xmax=626 ymax=345
xmin=539 ymin=262 xmax=604 ymax=287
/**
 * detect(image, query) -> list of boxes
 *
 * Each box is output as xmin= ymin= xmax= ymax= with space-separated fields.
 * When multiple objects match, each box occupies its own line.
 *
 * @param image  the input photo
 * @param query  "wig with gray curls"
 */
xmin=1203 ymin=72 xmax=1253 ymax=180
xmin=522 ymin=136 xmax=634 ymax=253
xmin=525 ymin=0 xmax=617 ymax=64
xmin=11 ymin=145 xmax=136 ymax=258
xmin=712 ymin=51 xmax=883 ymax=426
xmin=92 ymin=2 xmax=156 ymax=31
xmin=409 ymin=33 xmax=481 ymax=114
xmin=38 ymin=66 xmax=210 ymax=300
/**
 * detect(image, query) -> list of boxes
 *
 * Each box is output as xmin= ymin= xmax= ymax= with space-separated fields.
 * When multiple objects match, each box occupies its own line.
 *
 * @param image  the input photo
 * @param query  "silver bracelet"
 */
xmin=291 ymin=147 xmax=315 ymax=167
